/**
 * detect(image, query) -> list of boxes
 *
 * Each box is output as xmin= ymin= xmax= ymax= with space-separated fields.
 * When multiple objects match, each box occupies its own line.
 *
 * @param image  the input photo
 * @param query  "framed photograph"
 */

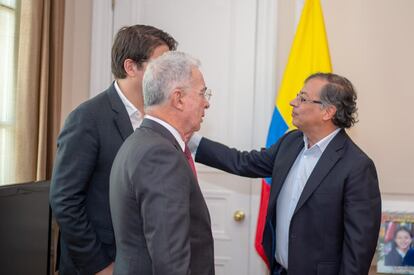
xmin=377 ymin=212 xmax=414 ymax=274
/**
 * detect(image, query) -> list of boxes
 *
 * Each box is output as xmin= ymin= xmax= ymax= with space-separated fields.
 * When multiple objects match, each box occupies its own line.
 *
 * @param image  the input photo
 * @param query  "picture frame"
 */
xmin=377 ymin=212 xmax=414 ymax=274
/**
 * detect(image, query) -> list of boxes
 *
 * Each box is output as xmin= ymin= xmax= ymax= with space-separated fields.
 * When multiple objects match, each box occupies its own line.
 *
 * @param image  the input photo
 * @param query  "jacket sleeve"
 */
xmin=195 ymin=134 xmax=288 ymax=178
xmin=340 ymin=158 xmax=381 ymax=275
xmin=49 ymin=107 xmax=112 ymax=274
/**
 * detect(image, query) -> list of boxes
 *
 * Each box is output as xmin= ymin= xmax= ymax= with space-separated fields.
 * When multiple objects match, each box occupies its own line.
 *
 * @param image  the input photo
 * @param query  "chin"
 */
xmin=291 ymin=120 xmax=299 ymax=128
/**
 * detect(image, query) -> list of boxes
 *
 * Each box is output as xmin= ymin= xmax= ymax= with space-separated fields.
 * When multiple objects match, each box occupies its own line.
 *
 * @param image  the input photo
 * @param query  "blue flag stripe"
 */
xmin=266 ymin=107 xmax=288 ymax=148
xmin=263 ymin=107 xmax=288 ymax=184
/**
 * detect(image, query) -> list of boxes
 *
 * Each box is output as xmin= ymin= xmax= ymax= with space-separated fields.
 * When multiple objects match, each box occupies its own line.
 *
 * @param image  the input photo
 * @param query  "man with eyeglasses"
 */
xmin=190 ymin=72 xmax=381 ymax=275
xmin=109 ymin=51 xmax=214 ymax=275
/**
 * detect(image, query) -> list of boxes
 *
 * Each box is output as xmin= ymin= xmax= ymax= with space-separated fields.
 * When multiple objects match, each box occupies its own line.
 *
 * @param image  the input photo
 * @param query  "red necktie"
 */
xmin=184 ymin=145 xmax=197 ymax=177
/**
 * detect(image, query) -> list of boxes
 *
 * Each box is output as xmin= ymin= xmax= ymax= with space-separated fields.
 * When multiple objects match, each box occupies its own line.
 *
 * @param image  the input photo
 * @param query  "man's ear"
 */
xmin=323 ymin=105 xmax=337 ymax=121
xmin=123 ymin=59 xmax=141 ymax=77
xmin=171 ymin=88 xmax=185 ymax=111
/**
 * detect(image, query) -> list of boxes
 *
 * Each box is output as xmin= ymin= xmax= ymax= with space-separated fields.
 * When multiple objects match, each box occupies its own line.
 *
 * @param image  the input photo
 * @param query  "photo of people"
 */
xmin=385 ymin=227 xmax=414 ymax=266
xmin=377 ymin=212 xmax=414 ymax=274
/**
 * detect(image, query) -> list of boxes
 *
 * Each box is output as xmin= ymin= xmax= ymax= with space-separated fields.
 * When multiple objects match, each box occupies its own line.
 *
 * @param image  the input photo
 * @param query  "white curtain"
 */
xmin=0 ymin=0 xmax=17 ymax=184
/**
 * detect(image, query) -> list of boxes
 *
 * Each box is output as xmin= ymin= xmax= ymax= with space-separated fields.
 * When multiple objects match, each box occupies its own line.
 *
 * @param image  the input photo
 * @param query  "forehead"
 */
xmin=303 ymin=77 xmax=328 ymax=97
xmin=396 ymin=230 xmax=411 ymax=237
xmin=190 ymin=67 xmax=205 ymax=87
xmin=149 ymin=44 xmax=170 ymax=60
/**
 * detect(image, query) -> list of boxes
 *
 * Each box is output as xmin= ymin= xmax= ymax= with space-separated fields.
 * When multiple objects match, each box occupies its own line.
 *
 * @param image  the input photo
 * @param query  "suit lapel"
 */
xmin=267 ymin=136 xmax=304 ymax=215
xmin=293 ymin=129 xmax=347 ymax=215
xmin=106 ymin=83 xmax=134 ymax=140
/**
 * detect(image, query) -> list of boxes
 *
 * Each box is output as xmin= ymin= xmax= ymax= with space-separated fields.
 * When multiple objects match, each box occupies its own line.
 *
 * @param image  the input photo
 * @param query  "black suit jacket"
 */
xmin=196 ymin=129 xmax=381 ymax=275
xmin=109 ymin=119 xmax=215 ymax=275
xmin=50 ymin=83 xmax=133 ymax=274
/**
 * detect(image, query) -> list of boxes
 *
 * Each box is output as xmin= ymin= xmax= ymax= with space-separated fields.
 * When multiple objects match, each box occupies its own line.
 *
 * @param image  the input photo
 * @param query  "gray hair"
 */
xmin=143 ymin=51 xmax=201 ymax=107
xmin=306 ymin=72 xmax=358 ymax=128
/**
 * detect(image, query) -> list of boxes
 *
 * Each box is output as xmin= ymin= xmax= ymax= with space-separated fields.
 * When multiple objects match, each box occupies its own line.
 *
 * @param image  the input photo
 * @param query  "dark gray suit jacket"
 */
xmin=110 ymin=119 xmax=215 ymax=275
xmin=196 ymin=129 xmax=381 ymax=275
xmin=50 ymin=83 xmax=133 ymax=274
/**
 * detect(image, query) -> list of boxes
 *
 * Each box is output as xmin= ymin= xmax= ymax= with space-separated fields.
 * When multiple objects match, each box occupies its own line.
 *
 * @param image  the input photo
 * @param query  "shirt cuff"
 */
xmin=187 ymin=133 xmax=202 ymax=157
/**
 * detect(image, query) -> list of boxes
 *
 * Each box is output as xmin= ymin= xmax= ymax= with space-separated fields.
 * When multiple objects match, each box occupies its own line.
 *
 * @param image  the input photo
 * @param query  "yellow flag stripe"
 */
xmin=275 ymin=0 xmax=332 ymax=131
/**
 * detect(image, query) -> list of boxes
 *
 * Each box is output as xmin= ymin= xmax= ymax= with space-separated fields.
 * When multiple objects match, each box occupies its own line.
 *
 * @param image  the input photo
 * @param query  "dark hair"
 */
xmin=306 ymin=72 xmax=358 ymax=128
xmin=394 ymin=227 xmax=413 ymax=239
xmin=111 ymin=25 xmax=178 ymax=79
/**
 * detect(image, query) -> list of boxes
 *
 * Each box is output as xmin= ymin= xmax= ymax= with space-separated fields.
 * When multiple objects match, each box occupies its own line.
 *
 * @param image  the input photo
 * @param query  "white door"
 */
xmin=90 ymin=0 xmax=276 ymax=274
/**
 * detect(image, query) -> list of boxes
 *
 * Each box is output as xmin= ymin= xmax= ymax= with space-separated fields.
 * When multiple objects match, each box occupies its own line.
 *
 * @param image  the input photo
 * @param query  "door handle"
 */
xmin=233 ymin=210 xmax=245 ymax=222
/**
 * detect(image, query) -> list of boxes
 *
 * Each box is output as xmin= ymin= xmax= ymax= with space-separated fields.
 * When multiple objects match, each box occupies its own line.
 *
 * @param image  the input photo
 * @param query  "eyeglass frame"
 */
xmin=294 ymin=92 xmax=323 ymax=105
xmin=177 ymin=86 xmax=212 ymax=102
xmin=199 ymin=87 xmax=212 ymax=101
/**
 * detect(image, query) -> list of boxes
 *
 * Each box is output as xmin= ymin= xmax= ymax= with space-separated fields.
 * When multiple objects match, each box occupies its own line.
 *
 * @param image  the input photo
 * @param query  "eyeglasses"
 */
xmin=295 ymin=92 xmax=322 ymax=105
xmin=200 ymin=87 xmax=212 ymax=101
xmin=179 ymin=86 xmax=212 ymax=101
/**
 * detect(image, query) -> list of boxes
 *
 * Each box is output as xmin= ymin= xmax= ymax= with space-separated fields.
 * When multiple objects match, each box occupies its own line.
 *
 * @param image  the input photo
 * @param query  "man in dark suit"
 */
xmin=49 ymin=25 xmax=177 ymax=275
xmin=109 ymin=51 xmax=214 ymax=275
xmin=193 ymin=73 xmax=381 ymax=275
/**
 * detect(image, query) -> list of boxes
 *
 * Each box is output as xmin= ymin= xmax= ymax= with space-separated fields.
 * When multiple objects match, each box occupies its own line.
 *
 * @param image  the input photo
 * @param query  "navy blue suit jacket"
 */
xmin=50 ymin=83 xmax=133 ymax=274
xmin=195 ymin=129 xmax=381 ymax=275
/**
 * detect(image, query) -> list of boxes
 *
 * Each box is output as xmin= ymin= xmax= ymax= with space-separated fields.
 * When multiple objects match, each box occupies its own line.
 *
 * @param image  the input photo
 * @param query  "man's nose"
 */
xmin=290 ymin=98 xmax=298 ymax=107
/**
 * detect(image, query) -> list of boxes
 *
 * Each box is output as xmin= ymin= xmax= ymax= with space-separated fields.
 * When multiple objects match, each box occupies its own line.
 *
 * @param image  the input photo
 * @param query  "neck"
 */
xmin=116 ymin=79 xmax=144 ymax=115
xmin=397 ymin=247 xmax=409 ymax=254
xmin=304 ymin=124 xmax=338 ymax=148
xmin=146 ymin=108 xmax=191 ymax=143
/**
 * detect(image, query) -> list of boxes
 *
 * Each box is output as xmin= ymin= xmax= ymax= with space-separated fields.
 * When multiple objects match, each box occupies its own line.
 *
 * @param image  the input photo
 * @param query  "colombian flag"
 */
xmin=255 ymin=0 xmax=332 ymax=266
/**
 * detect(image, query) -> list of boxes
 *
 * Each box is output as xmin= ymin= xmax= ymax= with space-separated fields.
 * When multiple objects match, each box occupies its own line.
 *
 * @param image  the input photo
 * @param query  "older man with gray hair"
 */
xmin=109 ymin=51 xmax=214 ymax=275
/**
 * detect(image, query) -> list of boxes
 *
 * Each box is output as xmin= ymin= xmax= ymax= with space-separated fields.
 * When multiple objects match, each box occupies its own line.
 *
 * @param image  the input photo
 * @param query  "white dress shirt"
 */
xmin=275 ymin=128 xmax=341 ymax=269
xmin=114 ymin=81 xmax=143 ymax=130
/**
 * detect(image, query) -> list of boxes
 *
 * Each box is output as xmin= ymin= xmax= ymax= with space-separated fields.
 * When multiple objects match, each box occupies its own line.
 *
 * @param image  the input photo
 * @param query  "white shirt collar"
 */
xmin=114 ymin=80 xmax=140 ymax=117
xmin=396 ymin=248 xmax=408 ymax=258
xmin=144 ymin=115 xmax=186 ymax=151
xmin=304 ymin=128 xmax=341 ymax=153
